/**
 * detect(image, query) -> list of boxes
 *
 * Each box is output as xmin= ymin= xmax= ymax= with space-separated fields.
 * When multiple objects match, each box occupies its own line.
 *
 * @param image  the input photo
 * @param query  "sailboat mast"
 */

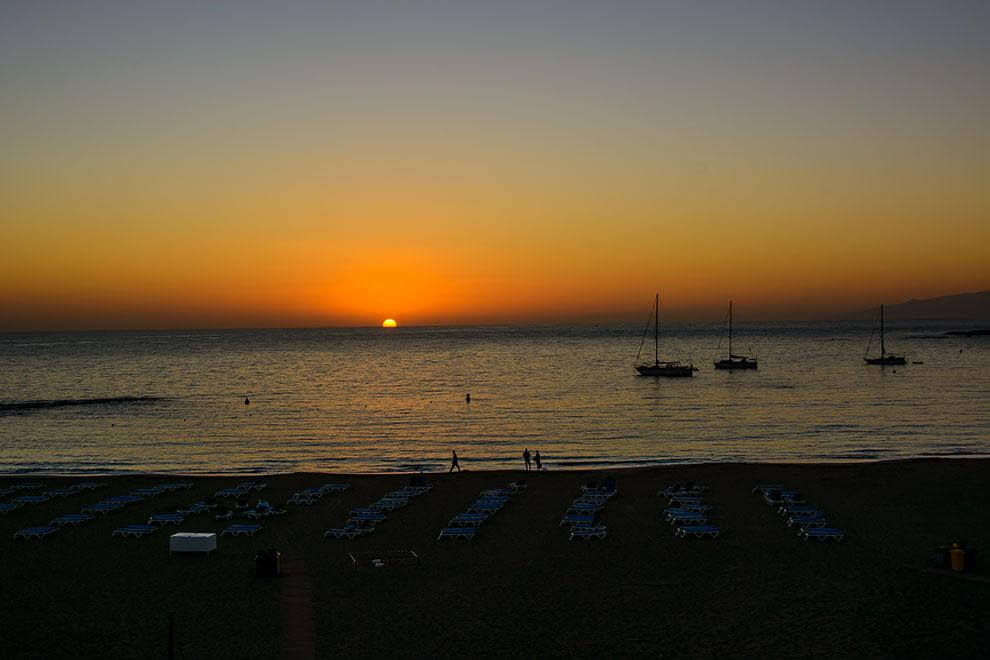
xmin=728 ymin=300 xmax=733 ymax=357
xmin=655 ymin=293 xmax=660 ymax=365
xmin=880 ymin=304 xmax=886 ymax=356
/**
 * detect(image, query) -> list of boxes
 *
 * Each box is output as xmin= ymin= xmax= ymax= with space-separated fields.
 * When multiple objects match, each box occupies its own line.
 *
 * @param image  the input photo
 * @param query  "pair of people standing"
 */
xmin=523 ymin=448 xmax=542 ymax=472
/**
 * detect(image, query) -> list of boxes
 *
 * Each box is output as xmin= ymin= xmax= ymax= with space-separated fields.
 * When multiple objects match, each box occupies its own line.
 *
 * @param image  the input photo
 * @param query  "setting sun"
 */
xmin=382 ymin=318 xmax=397 ymax=328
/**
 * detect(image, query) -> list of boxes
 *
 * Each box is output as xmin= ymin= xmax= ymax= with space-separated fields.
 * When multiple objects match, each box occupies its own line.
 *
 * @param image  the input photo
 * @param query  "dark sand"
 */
xmin=1 ymin=459 xmax=988 ymax=658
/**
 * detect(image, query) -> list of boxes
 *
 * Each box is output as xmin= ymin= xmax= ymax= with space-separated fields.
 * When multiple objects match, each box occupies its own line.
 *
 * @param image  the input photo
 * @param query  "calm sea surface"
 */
xmin=1 ymin=322 xmax=987 ymax=475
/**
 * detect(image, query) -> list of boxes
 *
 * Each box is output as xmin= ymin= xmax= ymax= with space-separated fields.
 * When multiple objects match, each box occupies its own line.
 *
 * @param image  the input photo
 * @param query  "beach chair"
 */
xmin=467 ymin=501 xmax=503 ymax=515
xmin=44 ymin=488 xmax=77 ymax=498
xmin=81 ymin=501 xmax=124 ymax=515
xmin=565 ymin=502 xmax=602 ymax=516
xmin=106 ymin=495 xmax=143 ymax=504
xmin=0 ymin=502 xmax=23 ymax=515
xmin=778 ymin=505 xmax=819 ymax=517
xmin=324 ymin=525 xmax=374 ymax=539
xmin=786 ymin=512 xmax=826 ymax=527
xmin=569 ymin=525 xmax=607 ymax=541
xmin=560 ymin=514 xmax=597 ymax=527
xmin=666 ymin=511 xmax=707 ymax=525
xmin=752 ymin=483 xmax=783 ymax=495
xmin=438 ymin=527 xmax=476 ymax=541
xmin=659 ymin=482 xmax=708 ymax=497
xmin=288 ymin=491 xmax=319 ymax=506
xmin=215 ymin=487 xmax=242 ymax=498
xmin=675 ymin=524 xmax=721 ymax=539
xmin=13 ymin=494 xmax=51 ymax=505
xmin=802 ymin=527 xmax=844 ymax=542
xmin=667 ymin=496 xmax=704 ymax=507
xmin=319 ymin=482 xmax=351 ymax=494
xmin=792 ymin=519 xmax=830 ymax=533
xmin=12 ymin=482 xmax=44 ymax=491
xmin=449 ymin=513 xmax=489 ymax=527
xmin=149 ymin=513 xmax=186 ymax=526
xmin=13 ymin=526 xmax=58 ymax=540
xmin=133 ymin=487 xmax=166 ymax=497
xmin=112 ymin=524 xmax=157 ymax=538
xmin=50 ymin=513 xmax=95 ymax=527
xmin=221 ymin=524 xmax=262 ymax=537
xmin=347 ymin=513 xmax=386 ymax=526
xmin=369 ymin=499 xmax=406 ymax=512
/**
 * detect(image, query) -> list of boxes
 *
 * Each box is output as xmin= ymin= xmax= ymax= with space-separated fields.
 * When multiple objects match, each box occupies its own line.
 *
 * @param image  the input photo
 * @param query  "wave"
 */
xmin=0 ymin=396 xmax=164 ymax=415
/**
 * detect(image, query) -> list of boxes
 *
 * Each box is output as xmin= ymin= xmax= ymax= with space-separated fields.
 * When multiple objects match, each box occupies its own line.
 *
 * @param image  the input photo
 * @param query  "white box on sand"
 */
xmin=170 ymin=532 xmax=217 ymax=555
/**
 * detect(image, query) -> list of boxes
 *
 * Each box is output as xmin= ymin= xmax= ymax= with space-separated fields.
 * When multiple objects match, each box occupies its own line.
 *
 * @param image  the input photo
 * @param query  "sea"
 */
xmin=1 ymin=322 xmax=987 ymax=475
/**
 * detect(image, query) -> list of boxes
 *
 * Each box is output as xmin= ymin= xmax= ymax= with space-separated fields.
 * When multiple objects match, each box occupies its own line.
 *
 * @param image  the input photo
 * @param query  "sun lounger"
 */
xmin=112 ymin=524 xmax=157 ymax=538
xmin=44 ymin=488 xmax=77 ymax=498
xmin=792 ymin=519 xmax=829 ymax=533
xmin=565 ymin=503 xmax=602 ymax=516
xmin=480 ymin=488 xmax=513 ymax=498
xmin=177 ymin=501 xmax=211 ymax=515
xmin=0 ymin=502 xmax=23 ymax=515
xmin=149 ymin=513 xmax=186 ymax=525
xmin=13 ymin=526 xmax=58 ymax=539
xmin=106 ymin=495 xmax=143 ymax=504
xmin=676 ymin=524 xmax=721 ymax=539
xmin=438 ymin=527 xmax=476 ymax=541
xmin=666 ymin=511 xmax=708 ymax=525
xmin=324 ymin=525 xmax=374 ymax=539
xmin=81 ymin=501 xmax=124 ymax=514
xmin=786 ymin=512 xmax=826 ymax=527
xmin=318 ymin=483 xmax=351 ymax=494
xmin=667 ymin=496 xmax=704 ymax=507
xmin=466 ymin=502 xmax=503 ymax=514
xmin=369 ymin=499 xmax=407 ymax=512
xmin=11 ymin=482 xmax=43 ymax=491
xmin=221 ymin=524 xmax=262 ymax=537
xmin=560 ymin=514 xmax=597 ymax=527
xmin=0 ymin=487 xmax=13 ymax=497
xmin=449 ymin=513 xmax=489 ymax=527
xmin=51 ymin=513 xmax=95 ymax=527
xmin=349 ymin=507 xmax=386 ymax=517
xmin=752 ymin=483 xmax=783 ymax=494
xmin=778 ymin=505 xmax=820 ymax=516
xmin=659 ymin=482 xmax=709 ymax=497
xmin=215 ymin=487 xmax=245 ymax=498
xmin=802 ymin=527 xmax=844 ymax=542
xmin=13 ymin=494 xmax=51 ymax=505
xmin=347 ymin=514 xmax=386 ymax=526
xmin=569 ymin=525 xmax=607 ymax=541
xmin=236 ymin=481 xmax=267 ymax=492
xmin=214 ymin=509 xmax=233 ymax=521
xmin=133 ymin=487 xmax=165 ymax=497
xmin=157 ymin=482 xmax=193 ymax=491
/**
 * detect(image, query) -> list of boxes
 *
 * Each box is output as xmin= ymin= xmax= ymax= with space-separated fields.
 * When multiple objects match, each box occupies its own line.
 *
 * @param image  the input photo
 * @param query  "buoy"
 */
xmin=466 ymin=393 xmax=471 ymax=403
xmin=244 ymin=397 xmax=250 ymax=405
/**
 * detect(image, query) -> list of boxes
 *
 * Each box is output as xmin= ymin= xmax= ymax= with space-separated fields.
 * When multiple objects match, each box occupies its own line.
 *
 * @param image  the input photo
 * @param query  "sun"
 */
xmin=382 ymin=318 xmax=397 ymax=328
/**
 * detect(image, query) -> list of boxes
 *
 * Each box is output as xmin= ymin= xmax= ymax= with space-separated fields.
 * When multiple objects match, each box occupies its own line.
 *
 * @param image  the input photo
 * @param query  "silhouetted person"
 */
xmin=466 ymin=393 xmax=471 ymax=403
xmin=523 ymin=448 xmax=531 ymax=471
xmin=450 ymin=450 xmax=460 ymax=473
xmin=534 ymin=451 xmax=542 ymax=471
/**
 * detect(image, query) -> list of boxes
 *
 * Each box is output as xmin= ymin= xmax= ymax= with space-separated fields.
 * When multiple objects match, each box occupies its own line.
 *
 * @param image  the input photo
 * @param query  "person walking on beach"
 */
xmin=523 ymin=448 xmax=531 ymax=471
xmin=450 ymin=450 xmax=460 ymax=473
xmin=534 ymin=450 xmax=542 ymax=471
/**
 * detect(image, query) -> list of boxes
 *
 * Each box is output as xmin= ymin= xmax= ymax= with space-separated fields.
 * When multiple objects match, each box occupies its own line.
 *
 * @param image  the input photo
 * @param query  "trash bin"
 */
xmin=949 ymin=544 xmax=965 ymax=572
xmin=255 ymin=549 xmax=281 ymax=577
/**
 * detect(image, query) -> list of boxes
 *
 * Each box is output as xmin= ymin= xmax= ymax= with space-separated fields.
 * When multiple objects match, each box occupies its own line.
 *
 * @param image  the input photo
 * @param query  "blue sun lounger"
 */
xmin=438 ymin=527 xmax=476 ymax=541
xmin=177 ymin=502 xmax=210 ymax=515
xmin=675 ymin=524 xmax=721 ymax=538
xmin=157 ymin=482 xmax=193 ymax=491
xmin=787 ymin=512 xmax=826 ymax=527
xmin=51 ymin=513 xmax=95 ymax=527
xmin=467 ymin=502 xmax=503 ymax=515
xmin=112 ymin=524 xmax=157 ymax=538
xmin=480 ymin=488 xmax=513 ymax=498
xmin=221 ymin=524 xmax=262 ymax=537
xmin=349 ymin=507 xmax=386 ymax=517
xmin=13 ymin=494 xmax=51 ymax=505
xmin=560 ymin=514 xmax=597 ymax=527
xmin=569 ymin=525 xmax=607 ymax=541
xmin=13 ymin=526 xmax=58 ymax=539
xmin=324 ymin=524 xmax=374 ymax=539
xmin=81 ymin=501 xmax=125 ymax=514
xmin=106 ymin=495 xmax=143 ymax=504
xmin=319 ymin=483 xmax=351 ymax=494
xmin=44 ymin=488 xmax=77 ymax=498
xmin=12 ymin=482 xmax=44 ymax=491
xmin=149 ymin=513 xmax=185 ymax=526
xmin=133 ymin=487 xmax=165 ymax=497
xmin=449 ymin=513 xmax=489 ymax=527
xmin=778 ymin=505 xmax=820 ymax=517
xmin=666 ymin=511 xmax=707 ymax=525
xmin=0 ymin=502 xmax=23 ymax=515
xmin=369 ymin=499 xmax=407 ymax=512
xmin=347 ymin=514 xmax=386 ymax=526
xmin=802 ymin=527 xmax=844 ymax=542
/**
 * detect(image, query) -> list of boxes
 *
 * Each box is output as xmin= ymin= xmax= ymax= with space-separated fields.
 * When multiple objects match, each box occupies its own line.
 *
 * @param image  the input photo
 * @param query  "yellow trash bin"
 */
xmin=949 ymin=544 xmax=966 ymax=572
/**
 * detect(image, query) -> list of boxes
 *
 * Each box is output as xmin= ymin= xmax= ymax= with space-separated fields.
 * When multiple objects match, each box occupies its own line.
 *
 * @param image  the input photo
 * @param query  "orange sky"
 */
xmin=1 ymin=4 xmax=988 ymax=330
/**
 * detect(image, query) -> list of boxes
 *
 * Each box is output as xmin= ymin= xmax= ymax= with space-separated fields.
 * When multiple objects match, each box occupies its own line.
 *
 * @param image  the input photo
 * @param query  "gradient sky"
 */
xmin=2 ymin=1 xmax=988 ymax=329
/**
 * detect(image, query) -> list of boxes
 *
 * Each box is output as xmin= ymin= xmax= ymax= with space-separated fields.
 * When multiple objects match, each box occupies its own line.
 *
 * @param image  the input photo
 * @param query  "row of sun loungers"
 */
xmin=753 ymin=484 xmax=844 ymax=542
xmin=661 ymin=481 xmax=721 ymax=538
xmin=1 ymin=482 xmax=109 ymax=515
xmin=562 ymin=477 xmax=615 ymax=540
xmin=214 ymin=480 xmax=268 ymax=499
xmin=437 ymin=481 xmax=524 ymax=541
xmin=288 ymin=482 xmax=351 ymax=506
xmin=325 ymin=480 xmax=431 ymax=540
xmin=11 ymin=481 xmax=194 ymax=540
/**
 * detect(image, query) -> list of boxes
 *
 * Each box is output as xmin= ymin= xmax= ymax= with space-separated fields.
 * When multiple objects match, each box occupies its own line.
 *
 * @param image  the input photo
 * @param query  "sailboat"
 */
xmin=714 ymin=301 xmax=757 ymax=369
xmin=635 ymin=293 xmax=694 ymax=377
xmin=864 ymin=304 xmax=906 ymax=365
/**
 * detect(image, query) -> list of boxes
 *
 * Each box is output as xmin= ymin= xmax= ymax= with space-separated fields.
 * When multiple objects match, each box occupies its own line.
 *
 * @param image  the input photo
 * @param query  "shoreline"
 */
xmin=3 ymin=454 xmax=989 ymax=480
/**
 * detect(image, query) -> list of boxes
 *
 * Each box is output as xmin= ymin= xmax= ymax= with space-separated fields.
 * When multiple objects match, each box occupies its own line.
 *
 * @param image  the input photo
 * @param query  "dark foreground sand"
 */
xmin=1 ymin=459 xmax=988 ymax=658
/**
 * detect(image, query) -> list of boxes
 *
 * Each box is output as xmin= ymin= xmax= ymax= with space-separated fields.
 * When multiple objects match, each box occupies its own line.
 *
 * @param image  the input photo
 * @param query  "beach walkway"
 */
xmin=279 ymin=557 xmax=316 ymax=659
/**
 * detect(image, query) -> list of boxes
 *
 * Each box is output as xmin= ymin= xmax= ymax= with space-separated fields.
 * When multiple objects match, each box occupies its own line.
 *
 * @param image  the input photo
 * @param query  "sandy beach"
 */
xmin=1 ymin=458 xmax=988 ymax=658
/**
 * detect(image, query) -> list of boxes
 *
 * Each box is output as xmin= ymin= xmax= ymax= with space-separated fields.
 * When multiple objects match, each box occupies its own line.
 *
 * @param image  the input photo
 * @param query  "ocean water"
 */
xmin=0 ymin=322 xmax=988 ymax=475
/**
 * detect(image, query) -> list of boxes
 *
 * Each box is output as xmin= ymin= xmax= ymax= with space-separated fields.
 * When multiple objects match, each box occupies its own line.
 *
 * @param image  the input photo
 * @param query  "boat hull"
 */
xmin=714 ymin=358 xmax=757 ymax=370
xmin=636 ymin=364 xmax=694 ymax=377
xmin=864 ymin=356 xmax=906 ymax=365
